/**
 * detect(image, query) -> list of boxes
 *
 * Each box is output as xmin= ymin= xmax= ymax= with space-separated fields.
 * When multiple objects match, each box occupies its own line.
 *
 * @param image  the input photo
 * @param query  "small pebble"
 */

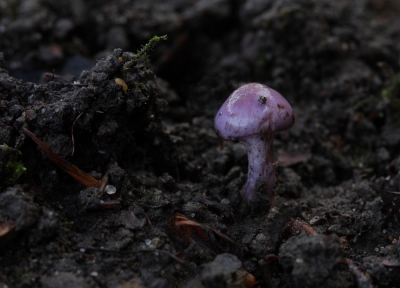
xmin=221 ymin=198 xmax=230 ymax=204
xmin=105 ymin=185 xmax=117 ymax=195
xmin=295 ymin=258 xmax=304 ymax=264
xmin=255 ymin=233 xmax=267 ymax=242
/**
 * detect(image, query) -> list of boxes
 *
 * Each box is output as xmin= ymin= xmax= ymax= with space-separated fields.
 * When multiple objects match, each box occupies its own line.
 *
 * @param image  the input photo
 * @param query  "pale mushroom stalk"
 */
xmin=241 ymin=133 xmax=276 ymax=201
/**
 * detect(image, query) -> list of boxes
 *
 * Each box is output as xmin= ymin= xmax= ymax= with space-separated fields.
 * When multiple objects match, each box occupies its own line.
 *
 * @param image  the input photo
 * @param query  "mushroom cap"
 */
xmin=214 ymin=83 xmax=294 ymax=140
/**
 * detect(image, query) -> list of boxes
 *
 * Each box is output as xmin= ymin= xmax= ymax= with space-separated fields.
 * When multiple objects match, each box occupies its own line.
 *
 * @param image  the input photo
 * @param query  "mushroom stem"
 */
xmin=241 ymin=133 xmax=276 ymax=202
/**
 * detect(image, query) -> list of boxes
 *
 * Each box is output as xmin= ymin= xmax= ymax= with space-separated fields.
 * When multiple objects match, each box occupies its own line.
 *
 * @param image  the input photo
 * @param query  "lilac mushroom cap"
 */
xmin=214 ymin=83 xmax=295 ymax=202
xmin=214 ymin=83 xmax=294 ymax=140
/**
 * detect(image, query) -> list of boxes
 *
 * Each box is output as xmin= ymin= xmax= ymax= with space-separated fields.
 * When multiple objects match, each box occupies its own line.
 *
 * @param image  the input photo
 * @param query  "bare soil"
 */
xmin=1 ymin=0 xmax=400 ymax=287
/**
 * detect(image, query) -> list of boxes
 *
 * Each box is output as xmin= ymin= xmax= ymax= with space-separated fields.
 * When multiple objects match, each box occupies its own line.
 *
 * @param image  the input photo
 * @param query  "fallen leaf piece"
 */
xmin=0 ymin=221 xmax=16 ymax=248
xmin=277 ymin=150 xmax=310 ymax=167
xmin=282 ymin=220 xmax=317 ymax=239
xmin=236 ymin=269 xmax=256 ymax=288
xmin=168 ymin=213 xmax=242 ymax=256
xmin=99 ymin=200 xmax=121 ymax=209
xmin=260 ymin=254 xmax=280 ymax=285
xmin=382 ymin=259 xmax=400 ymax=267
xmin=23 ymin=128 xmax=101 ymax=188
xmin=0 ymin=221 xmax=15 ymax=237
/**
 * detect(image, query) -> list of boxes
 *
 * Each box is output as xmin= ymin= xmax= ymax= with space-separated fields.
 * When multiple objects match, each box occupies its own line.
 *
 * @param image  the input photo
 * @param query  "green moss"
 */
xmin=6 ymin=161 xmax=26 ymax=183
xmin=123 ymin=35 xmax=168 ymax=74
xmin=1 ymin=144 xmax=26 ymax=188
xmin=133 ymin=35 xmax=168 ymax=63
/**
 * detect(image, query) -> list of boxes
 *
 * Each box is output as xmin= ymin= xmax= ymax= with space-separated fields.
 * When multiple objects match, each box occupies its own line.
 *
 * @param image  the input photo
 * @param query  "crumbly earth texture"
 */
xmin=1 ymin=0 xmax=400 ymax=287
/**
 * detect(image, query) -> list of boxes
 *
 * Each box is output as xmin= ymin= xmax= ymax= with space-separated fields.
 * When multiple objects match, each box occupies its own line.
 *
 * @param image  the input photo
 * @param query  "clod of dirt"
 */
xmin=185 ymin=253 xmax=251 ymax=287
xmin=0 ymin=187 xmax=58 ymax=247
xmin=1 ymin=48 xmax=180 ymax=214
xmin=361 ymin=240 xmax=400 ymax=286
xmin=279 ymin=234 xmax=354 ymax=287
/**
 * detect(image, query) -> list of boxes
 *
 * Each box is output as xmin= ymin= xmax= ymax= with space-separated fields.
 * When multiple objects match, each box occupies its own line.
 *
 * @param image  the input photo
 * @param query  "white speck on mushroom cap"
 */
xmin=214 ymin=83 xmax=294 ymax=140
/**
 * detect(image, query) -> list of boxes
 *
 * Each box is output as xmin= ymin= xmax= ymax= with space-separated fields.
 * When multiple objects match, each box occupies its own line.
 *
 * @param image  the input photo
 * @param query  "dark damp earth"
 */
xmin=1 ymin=1 xmax=400 ymax=287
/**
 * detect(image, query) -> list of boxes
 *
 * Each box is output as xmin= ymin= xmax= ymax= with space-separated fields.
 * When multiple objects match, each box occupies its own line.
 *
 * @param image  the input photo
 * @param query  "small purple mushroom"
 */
xmin=214 ymin=83 xmax=295 ymax=202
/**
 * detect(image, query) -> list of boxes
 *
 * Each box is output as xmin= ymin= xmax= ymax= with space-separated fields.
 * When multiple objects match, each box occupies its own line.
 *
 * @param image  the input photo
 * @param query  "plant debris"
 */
xmin=23 ymin=127 xmax=102 ymax=188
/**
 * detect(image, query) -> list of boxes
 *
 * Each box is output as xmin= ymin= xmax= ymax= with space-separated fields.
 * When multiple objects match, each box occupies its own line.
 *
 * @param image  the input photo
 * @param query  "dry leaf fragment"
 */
xmin=283 ymin=220 xmax=317 ymax=239
xmin=277 ymin=150 xmax=310 ymax=167
xmin=168 ymin=213 xmax=242 ymax=256
xmin=0 ymin=221 xmax=16 ymax=248
xmin=382 ymin=259 xmax=400 ymax=267
xmin=236 ymin=269 xmax=256 ymax=288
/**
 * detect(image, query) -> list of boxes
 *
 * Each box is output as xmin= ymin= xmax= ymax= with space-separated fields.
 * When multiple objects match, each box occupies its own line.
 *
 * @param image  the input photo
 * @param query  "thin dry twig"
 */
xmin=71 ymin=112 xmax=83 ymax=156
xmin=23 ymin=127 xmax=101 ymax=188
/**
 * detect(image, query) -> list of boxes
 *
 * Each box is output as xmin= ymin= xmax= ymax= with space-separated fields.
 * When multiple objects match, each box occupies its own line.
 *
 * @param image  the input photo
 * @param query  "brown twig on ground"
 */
xmin=71 ymin=112 xmax=83 ymax=156
xmin=23 ymin=127 xmax=101 ymax=188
